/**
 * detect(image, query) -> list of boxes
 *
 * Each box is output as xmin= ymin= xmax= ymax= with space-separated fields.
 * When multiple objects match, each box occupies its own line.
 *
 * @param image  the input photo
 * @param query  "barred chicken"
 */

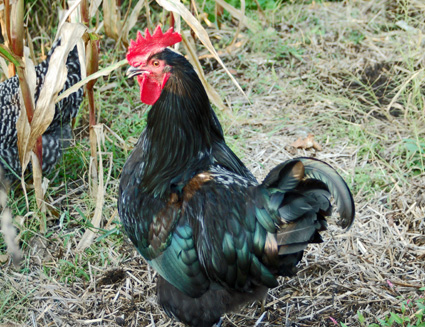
xmin=0 ymin=40 xmax=83 ymax=180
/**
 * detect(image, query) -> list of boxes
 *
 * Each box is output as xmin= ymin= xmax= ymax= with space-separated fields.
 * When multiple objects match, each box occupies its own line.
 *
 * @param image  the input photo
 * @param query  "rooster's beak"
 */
xmin=126 ymin=66 xmax=146 ymax=78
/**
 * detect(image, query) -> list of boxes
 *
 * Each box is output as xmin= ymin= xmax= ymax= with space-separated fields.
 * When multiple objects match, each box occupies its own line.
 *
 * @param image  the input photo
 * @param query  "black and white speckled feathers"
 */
xmin=0 ymin=40 xmax=83 ymax=179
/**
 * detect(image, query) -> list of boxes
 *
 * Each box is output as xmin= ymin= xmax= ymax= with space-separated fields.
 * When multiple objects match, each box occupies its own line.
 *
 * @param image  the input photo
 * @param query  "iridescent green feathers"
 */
xmin=149 ymin=224 xmax=209 ymax=298
xmin=298 ymin=157 xmax=355 ymax=229
xmin=264 ymin=157 xmax=355 ymax=229
xmin=263 ymin=157 xmax=354 ymax=263
xmin=127 ymin=158 xmax=354 ymax=298
xmin=120 ymin=26 xmax=355 ymax=326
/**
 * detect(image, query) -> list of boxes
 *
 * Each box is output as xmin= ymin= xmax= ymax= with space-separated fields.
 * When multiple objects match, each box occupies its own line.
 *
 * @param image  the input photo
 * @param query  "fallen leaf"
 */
xmin=291 ymin=133 xmax=322 ymax=151
xmin=0 ymin=254 xmax=9 ymax=263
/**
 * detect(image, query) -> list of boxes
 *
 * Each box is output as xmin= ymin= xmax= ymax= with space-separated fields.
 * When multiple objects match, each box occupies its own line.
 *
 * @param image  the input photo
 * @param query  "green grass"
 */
xmin=338 ymin=288 xmax=425 ymax=327
xmin=200 ymin=0 xmax=281 ymax=22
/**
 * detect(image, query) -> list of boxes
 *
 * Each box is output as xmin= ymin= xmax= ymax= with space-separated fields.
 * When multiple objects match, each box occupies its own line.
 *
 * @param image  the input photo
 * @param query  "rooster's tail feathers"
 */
xmin=298 ymin=157 xmax=355 ymax=229
xmin=260 ymin=157 xmax=354 ymax=276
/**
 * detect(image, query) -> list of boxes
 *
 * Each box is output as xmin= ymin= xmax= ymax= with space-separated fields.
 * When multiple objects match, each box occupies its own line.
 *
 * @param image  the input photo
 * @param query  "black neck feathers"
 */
xmin=140 ymin=49 xmax=223 ymax=197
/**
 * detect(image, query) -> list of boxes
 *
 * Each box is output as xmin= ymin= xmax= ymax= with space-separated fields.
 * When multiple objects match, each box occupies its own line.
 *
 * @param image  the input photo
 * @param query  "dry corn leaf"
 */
xmin=120 ymin=0 xmax=146 ymax=47
xmin=85 ymin=37 xmax=100 ymax=89
xmin=80 ymin=0 xmax=89 ymax=25
xmin=85 ymin=37 xmax=101 ymax=188
xmin=0 ymin=6 xmax=7 ymax=43
xmin=56 ymin=58 xmax=128 ymax=103
xmin=10 ymin=0 xmax=24 ymax=56
xmin=215 ymin=2 xmax=224 ymax=29
xmin=229 ymin=0 xmax=245 ymax=46
xmin=0 ymin=57 xmax=10 ymax=77
xmin=290 ymin=133 xmax=322 ymax=151
xmin=156 ymin=0 xmax=247 ymax=101
xmin=65 ymin=1 xmax=88 ymax=81
xmin=16 ymin=48 xmax=36 ymax=173
xmin=30 ymin=152 xmax=46 ymax=222
xmin=214 ymin=0 xmax=260 ymax=33
xmin=181 ymin=32 xmax=228 ymax=112
xmin=89 ymin=126 xmax=98 ymax=189
xmin=103 ymin=0 xmax=123 ymax=45
xmin=77 ymin=125 xmax=106 ymax=251
xmin=58 ymin=0 xmax=83 ymax=34
xmin=89 ymin=0 xmax=102 ymax=19
xmin=76 ymin=37 xmax=87 ymax=79
xmin=169 ymin=2 xmax=181 ymax=52
xmin=144 ymin=0 xmax=153 ymax=31
xmin=19 ymin=23 xmax=86 ymax=174
xmin=66 ymin=0 xmax=82 ymax=24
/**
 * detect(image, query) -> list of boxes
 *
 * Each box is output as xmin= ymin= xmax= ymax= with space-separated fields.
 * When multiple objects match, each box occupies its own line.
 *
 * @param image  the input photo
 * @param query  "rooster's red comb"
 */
xmin=127 ymin=25 xmax=182 ymax=66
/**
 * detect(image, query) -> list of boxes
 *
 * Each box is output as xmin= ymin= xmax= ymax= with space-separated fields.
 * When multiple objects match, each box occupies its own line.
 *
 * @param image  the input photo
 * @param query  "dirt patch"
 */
xmin=97 ymin=268 xmax=126 ymax=286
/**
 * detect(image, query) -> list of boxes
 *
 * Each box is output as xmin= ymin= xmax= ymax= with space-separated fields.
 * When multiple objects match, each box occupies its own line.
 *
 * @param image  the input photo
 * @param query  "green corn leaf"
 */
xmin=0 ymin=45 xmax=21 ymax=67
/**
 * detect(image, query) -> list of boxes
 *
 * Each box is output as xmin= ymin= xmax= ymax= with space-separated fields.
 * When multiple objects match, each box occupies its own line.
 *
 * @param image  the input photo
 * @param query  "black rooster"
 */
xmin=118 ymin=26 xmax=355 ymax=327
xmin=0 ymin=40 xmax=83 ymax=180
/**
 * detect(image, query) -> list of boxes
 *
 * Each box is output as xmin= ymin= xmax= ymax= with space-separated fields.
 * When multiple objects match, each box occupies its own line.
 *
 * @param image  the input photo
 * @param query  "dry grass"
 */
xmin=1 ymin=0 xmax=425 ymax=326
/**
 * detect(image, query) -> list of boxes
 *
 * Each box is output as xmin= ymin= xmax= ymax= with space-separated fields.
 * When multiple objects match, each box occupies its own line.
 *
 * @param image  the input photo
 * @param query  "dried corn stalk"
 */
xmin=156 ymin=0 xmax=248 ymax=104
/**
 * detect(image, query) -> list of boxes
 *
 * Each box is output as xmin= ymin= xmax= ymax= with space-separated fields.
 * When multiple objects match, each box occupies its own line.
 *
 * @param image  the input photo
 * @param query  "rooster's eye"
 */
xmin=153 ymin=61 xmax=160 ymax=67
